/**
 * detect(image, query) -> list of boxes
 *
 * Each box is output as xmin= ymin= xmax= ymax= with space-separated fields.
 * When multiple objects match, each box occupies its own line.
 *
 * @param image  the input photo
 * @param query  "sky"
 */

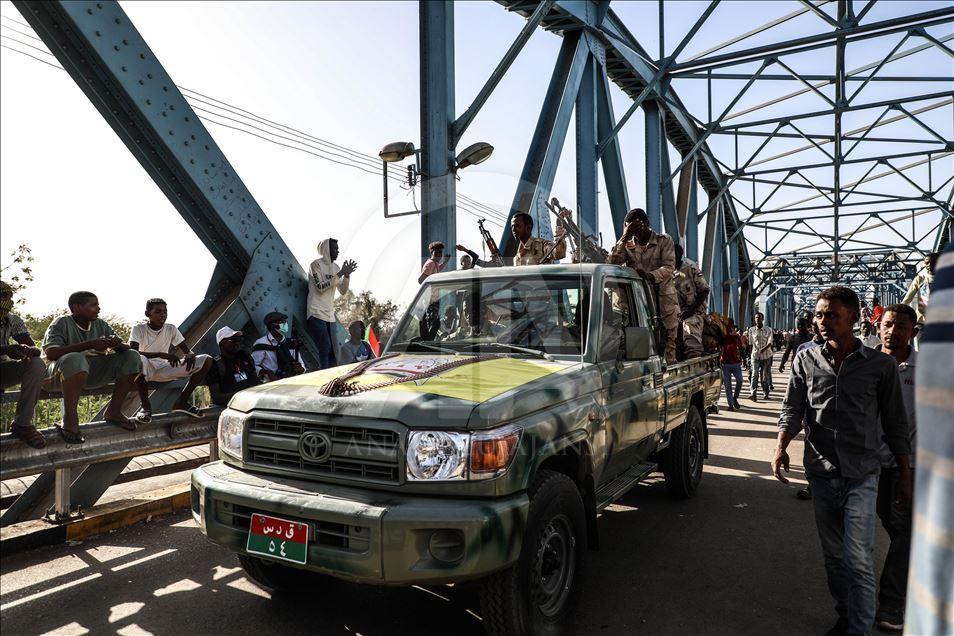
xmin=1 ymin=0 xmax=950 ymax=326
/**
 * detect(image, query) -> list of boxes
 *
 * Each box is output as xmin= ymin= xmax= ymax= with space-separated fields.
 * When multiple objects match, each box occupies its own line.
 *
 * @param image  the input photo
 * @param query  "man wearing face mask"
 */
xmin=207 ymin=327 xmax=260 ymax=406
xmin=251 ymin=312 xmax=306 ymax=383
xmin=308 ymin=239 xmax=357 ymax=369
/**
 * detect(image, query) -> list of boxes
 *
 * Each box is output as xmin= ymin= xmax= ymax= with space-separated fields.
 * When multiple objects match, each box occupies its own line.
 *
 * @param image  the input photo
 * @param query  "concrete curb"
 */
xmin=0 ymin=482 xmax=191 ymax=557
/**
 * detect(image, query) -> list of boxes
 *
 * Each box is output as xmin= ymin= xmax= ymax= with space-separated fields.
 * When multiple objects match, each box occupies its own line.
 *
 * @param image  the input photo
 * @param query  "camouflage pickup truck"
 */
xmin=191 ymin=263 xmax=722 ymax=635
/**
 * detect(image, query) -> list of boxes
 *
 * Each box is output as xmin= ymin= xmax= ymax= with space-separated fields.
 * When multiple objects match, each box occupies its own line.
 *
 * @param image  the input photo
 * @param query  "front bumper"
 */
xmin=191 ymin=461 xmax=529 ymax=585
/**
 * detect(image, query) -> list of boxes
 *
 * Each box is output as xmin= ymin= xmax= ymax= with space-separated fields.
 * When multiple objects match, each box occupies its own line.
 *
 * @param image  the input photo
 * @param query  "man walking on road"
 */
xmin=772 ymin=286 xmax=912 ymax=636
xmin=872 ymin=305 xmax=918 ymax=632
xmin=745 ymin=312 xmax=774 ymax=400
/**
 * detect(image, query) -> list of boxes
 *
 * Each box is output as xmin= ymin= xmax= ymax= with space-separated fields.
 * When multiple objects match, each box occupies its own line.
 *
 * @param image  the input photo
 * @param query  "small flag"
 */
xmin=365 ymin=325 xmax=380 ymax=357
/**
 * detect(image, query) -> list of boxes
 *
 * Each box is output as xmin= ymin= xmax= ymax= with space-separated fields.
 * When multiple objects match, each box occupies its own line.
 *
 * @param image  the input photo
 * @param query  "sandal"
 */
xmin=172 ymin=405 xmax=203 ymax=418
xmin=11 ymin=425 xmax=47 ymax=449
xmin=105 ymin=417 xmax=137 ymax=432
xmin=55 ymin=425 xmax=85 ymax=444
xmin=134 ymin=407 xmax=153 ymax=424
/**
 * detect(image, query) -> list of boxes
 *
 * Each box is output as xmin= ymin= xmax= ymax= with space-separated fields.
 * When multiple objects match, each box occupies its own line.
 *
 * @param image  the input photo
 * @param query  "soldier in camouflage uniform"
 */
xmin=608 ymin=208 xmax=679 ymax=363
xmin=510 ymin=212 xmax=566 ymax=266
xmin=673 ymin=244 xmax=710 ymax=359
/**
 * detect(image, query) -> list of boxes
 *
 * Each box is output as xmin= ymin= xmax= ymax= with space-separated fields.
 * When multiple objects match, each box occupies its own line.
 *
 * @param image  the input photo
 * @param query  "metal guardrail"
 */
xmin=0 ymin=407 xmax=222 ymax=522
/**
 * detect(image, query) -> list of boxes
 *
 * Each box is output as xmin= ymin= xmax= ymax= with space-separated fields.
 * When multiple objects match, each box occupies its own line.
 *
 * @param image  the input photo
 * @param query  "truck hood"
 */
xmin=229 ymin=354 xmax=596 ymax=429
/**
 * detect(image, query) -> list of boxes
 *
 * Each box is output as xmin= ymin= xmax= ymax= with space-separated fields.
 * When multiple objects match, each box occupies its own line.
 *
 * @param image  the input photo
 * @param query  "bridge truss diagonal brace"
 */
xmin=14 ymin=0 xmax=317 ymax=367
xmin=499 ymin=31 xmax=590 ymax=256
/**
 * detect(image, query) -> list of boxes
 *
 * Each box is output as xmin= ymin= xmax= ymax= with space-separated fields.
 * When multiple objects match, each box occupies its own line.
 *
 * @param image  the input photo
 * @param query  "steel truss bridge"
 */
xmin=2 ymin=0 xmax=952 ymax=523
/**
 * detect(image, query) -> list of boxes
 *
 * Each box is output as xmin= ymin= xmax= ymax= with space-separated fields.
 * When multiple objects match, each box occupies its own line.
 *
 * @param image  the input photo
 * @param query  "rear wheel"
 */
xmin=238 ymin=554 xmax=326 ymax=592
xmin=480 ymin=470 xmax=587 ymax=636
xmin=662 ymin=405 xmax=705 ymax=498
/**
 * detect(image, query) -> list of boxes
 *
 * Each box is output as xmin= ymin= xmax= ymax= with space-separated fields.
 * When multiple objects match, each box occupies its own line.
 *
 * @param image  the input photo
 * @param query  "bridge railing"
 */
xmin=0 ymin=396 xmax=221 ymax=523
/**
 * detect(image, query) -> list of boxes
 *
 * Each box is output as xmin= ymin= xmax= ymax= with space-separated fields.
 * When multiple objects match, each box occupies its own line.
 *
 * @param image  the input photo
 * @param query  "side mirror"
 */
xmin=625 ymin=326 xmax=652 ymax=360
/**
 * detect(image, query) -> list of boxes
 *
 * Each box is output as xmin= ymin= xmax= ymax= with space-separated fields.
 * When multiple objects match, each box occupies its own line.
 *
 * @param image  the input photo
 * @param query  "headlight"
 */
xmin=217 ymin=408 xmax=246 ymax=461
xmin=405 ymin=426 xmax=522 ymax=481
xmin=406 ymin=431 xmax=468 ymax=481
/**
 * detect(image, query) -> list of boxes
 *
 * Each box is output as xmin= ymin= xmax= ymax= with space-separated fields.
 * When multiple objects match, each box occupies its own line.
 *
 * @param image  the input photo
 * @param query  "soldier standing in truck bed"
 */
xmin=674 ymin=244 xmax=710 ymax=359
xmin=608 ymin=208 xmax=678 ymax=363
xmin=510 ymin=212 xmax=566 ymax=266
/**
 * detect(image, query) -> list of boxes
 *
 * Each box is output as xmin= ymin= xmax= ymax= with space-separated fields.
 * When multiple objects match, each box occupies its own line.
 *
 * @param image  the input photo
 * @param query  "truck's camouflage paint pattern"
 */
xmin=192 ymin=264 xmax=721 ymax=584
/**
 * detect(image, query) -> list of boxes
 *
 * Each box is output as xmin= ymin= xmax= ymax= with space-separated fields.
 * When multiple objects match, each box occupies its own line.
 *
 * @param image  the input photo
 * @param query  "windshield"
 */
xmin=389 ymin=275 xmax=591 ymax=357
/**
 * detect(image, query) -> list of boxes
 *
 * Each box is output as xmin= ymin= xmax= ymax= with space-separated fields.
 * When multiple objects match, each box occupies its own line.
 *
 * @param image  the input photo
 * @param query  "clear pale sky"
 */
xmin=1 ymin=1 xmax=949 ymax=326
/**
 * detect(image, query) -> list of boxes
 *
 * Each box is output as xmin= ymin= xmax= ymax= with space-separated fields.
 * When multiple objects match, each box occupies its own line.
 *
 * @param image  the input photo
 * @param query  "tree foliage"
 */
xmin=334 ymin=289 xmax=402 ymax=343
xmin=0 ymin=244 xmax=34 ymax=305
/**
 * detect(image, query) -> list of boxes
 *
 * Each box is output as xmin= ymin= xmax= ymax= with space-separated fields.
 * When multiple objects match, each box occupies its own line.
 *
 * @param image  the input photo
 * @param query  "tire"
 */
xmin=238 ymin=554 xmax=326 ymax=592
xmin=662 ymin=405 xmax=705 ymax=498
xmin=479 ymin=470 xmax=587 ymax=636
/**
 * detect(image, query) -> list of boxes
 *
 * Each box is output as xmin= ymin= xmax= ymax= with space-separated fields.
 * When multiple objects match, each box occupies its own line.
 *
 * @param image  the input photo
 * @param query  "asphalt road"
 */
xmin=0 ymin=378 xmax=888 ymax=636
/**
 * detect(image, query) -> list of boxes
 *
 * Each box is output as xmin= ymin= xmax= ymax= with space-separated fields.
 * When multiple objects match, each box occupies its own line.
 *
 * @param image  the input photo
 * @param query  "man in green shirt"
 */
xmin=42 ymin=291 xmax=142 ymax=443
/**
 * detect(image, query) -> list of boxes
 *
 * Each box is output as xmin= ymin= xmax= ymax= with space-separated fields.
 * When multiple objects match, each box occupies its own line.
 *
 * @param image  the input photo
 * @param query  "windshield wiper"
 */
xmin=389 ymin=340 xmax=457 ymax=354
xmin=461 ymin=341 xmax=553 ymax=361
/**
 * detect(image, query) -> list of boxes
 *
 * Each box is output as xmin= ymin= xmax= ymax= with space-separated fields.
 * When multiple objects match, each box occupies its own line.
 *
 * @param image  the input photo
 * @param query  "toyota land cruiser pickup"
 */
xmin=191 ymin=263 xmax=722 ymax=635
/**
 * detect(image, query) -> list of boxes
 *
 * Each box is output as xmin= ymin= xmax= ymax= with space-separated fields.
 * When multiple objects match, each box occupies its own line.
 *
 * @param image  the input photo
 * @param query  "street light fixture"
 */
xmin=378 ymin=140 xmax=494 ymax=218
xmin=454 ymin=142 xmax=494 ymax=171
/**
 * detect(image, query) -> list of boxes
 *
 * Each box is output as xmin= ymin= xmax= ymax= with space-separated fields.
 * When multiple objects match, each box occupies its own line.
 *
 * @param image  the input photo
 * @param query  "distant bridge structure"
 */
xmin=4 ymin=0 xmax=952 ymax=521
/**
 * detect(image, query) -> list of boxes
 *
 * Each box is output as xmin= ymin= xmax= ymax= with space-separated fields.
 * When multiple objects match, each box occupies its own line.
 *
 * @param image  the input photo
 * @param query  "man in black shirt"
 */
xmin=207 ymin=327 xmax=261 ymax=406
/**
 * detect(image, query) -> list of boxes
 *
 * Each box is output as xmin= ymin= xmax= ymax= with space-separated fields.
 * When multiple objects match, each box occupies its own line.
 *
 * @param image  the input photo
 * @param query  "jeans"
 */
xmin=810 ymin=474 xmax=879 ymax=636
xmin=749 ymin=357 xmax=772 ymax=395
xmin=0 ymin=357 xmax=45 ymax=429
xmin=307 ymin=317 xmax=337 ymax=369
xmin=722 ymin=362 xmax=742 ymax=407
xmin=875 ymin=468 xmax=912 ymax=621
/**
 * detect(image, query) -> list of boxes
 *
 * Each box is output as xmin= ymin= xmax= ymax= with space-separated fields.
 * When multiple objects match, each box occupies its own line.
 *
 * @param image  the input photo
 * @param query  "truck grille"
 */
xmin=246 ymin=414 xmax=403 ymax=484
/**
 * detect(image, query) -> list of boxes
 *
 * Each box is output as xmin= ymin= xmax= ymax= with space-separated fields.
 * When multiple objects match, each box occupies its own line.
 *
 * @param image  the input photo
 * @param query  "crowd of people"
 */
xmin=708 ymin=247 xmax=943 ymax=635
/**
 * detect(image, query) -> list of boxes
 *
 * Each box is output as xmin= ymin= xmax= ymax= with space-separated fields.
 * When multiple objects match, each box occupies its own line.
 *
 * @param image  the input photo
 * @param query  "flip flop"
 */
xmin=105 ymin=417 xmax=137 ymax=432
xmin=172 ymin=405 xmax=203 ymax=418
xmin=134 ymin=407 xmax=153 ymax=424
xmin=55 ymin=425 xmax=85 ymax=444
xmin=11 ymin=425 xmax=47 ymax=449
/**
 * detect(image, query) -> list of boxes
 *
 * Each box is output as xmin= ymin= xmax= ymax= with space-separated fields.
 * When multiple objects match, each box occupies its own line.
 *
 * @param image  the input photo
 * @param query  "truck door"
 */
xmin=598 ymin=280 xmax=658 ymax=479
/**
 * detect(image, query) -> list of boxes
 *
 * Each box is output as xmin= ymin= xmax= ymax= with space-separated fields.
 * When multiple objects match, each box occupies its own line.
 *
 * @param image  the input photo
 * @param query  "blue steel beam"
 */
xmin=575 ymin=46 xmax=599 ymax=237
xmin=644 ymin=99 xmax=663 ymax=231
xmin=595 ymin=68 xmax=630 ymax=237
xmin=499 ymin=31 xmax=589 ymax=256
xmin=420 ymin=1 xmax=456 ymax=267
xmin=13 ymin=1 xmax=310 ymax=357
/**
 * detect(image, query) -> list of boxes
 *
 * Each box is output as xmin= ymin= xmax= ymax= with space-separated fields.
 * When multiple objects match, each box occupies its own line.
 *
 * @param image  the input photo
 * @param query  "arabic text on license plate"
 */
xmin=246 ymin=513 xmax=309 ymax=564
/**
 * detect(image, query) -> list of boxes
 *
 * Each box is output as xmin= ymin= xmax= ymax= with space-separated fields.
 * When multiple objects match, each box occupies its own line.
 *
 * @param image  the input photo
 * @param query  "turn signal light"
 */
xmin=470 ymin=430 xmax=520 ymax=474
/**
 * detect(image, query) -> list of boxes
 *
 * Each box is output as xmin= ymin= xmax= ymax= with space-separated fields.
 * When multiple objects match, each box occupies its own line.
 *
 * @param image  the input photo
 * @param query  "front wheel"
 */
xmin=662 ymin=405 xmax=705 ymax=498
xmin=479 ymin=470 xmax=587 ymax=636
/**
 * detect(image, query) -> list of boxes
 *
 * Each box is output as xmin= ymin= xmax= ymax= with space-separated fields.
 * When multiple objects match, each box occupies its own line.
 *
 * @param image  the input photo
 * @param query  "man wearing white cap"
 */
xmin=207 ymin=326 xmax=260 ymax=406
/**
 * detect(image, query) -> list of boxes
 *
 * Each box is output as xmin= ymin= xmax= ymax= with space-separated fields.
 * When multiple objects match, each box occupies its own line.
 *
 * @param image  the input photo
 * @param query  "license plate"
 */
xmin=246 ymin=513 xmax=309 ymax=564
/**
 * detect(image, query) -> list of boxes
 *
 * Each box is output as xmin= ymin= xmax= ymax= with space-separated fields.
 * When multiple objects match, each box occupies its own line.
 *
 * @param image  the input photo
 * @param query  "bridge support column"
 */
xmin=419 ymin=1 xmax=456 ymax=267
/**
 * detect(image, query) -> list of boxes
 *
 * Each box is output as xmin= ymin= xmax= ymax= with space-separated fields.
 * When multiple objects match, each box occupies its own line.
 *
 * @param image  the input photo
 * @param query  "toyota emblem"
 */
xmin=298 ymin=431 xmax=333 ymax=463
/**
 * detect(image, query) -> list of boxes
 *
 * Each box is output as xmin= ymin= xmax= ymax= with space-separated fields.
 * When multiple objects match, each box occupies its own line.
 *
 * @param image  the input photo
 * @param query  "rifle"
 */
xmin=543 ymin=197 xmax=609 ymax=264
xmin=477 ymin=218 xmax=504 ymax=266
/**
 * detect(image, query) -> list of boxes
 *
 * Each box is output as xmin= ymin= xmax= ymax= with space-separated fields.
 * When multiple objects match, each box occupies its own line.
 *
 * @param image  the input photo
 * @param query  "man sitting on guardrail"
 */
xmin=0 ymin=280 xmax=46 ymax=448
xmin=207 ymin=327 xmax=260 ymax=406
xmin=129 ymin=298 xmax=213 ymax=423
xmin=42 ymin=291 xmax=142 ymax=444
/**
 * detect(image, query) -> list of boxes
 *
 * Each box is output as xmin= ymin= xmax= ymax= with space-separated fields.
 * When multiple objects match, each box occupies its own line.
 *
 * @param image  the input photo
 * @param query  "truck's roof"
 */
xmin=427 ymin=263 xmax=635 ymax=283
